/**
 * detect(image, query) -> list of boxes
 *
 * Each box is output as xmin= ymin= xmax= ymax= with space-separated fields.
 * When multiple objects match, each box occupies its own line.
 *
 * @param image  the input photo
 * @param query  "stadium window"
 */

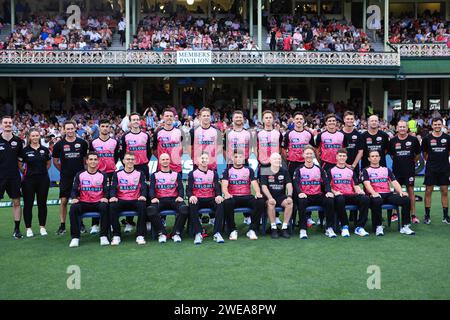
xmin=417 ymin=2 xmax=442 ymax=17
xmin=390 ymin=3 xmax=414 ymax=18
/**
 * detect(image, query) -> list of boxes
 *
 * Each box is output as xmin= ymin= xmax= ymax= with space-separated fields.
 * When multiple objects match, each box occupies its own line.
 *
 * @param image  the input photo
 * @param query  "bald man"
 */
xmin=361 ymin=115 xmax=390 ymax=169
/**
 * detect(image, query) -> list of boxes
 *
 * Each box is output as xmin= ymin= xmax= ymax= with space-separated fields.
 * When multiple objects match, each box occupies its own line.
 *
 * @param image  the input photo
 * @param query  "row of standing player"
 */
xmin=0 ymin=108 xmax=449 ymax=240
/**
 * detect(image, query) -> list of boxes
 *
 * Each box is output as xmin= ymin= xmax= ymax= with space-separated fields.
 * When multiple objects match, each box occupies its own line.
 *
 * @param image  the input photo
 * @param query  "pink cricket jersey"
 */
xmin=116 ymin=169 xmax=144 ymax=200
xmin=317 ymin=131 xmax=345 ymax=164
xmin=295 ymin=165 xmax=323 ymax=195
xmin=77 ymin=171 xmax=106 ymax=203
xmin=329 ymin=166 xmax=355 ymax=195
xmin=154 ymin=171 xmax=180 ymax=198
xmin=124 ymin=131 xmax=150 ymax=165
xmin=226 ymin=129 xmax=251 ymax=163
xmin=363 ymin=166 xmax=394 ymax=194
xmin=91 ymin=138 xmax=117 ymax=173
xmin=285 ymin=129 xmax=313 ymax=163
xmin=192 ymin=126 xmax=219 ymax=170
xmin=223 ymin=166 xmax=254 ymax=196
xmin=156 ymin=128 xmax=183 ymax=173
xmin=192 ymin=169 xmax=216 ymax=198
xmin=257 ymin=129 xmax=282 ymax=165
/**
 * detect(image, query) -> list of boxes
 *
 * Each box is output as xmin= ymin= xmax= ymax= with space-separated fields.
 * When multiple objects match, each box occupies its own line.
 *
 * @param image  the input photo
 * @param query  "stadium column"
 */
xmin=401 ymin=80 xmax=407 ymax=111
xmin=257 ymin=89 xmax=262 ymax=122
xmin=101 ymin=78 xmax=107 ymax=103
xmin=257 ymin=0 xmax=262 ymax=49
xmin=132 ymin=80 xmax=137 ymax=112
xmin=10 ymin=0 xmax=15 ymax=33
xmin=126 ymin=90 xmax=131 ymax=115
xmin=59 ymin=0 xmax=63 ymax=13
xmin=10 ymin=78 xmax=16 ymax=114
xmin=125 ymin=0 xmax=130 ymax=49
xmin=383 ymin=90 xmax=388 ymax=121
xmin=65 ymin=78 xmax=72 ymax=110
xmin=362 ymin=79 xmax=367 ymax=115
xmin=132 ymin=0 xmax=137 ymax=42
xmin=249 ymin=0 xmax=253 ymax=37
xmin=137 ymin=79 xmax=144 ymax=107
xmin=384 ymin=0 xmax=389 ymax=51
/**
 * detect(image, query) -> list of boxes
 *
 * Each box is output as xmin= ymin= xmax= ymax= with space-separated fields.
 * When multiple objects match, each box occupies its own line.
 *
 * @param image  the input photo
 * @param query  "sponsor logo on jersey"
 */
xmin=160 ymin=136 xmax=170 ymax=142
xmin=366 ymin=138 xmax=372 ymax=143
xmin=128 ymin=140 xmax=137 ymax=146
xmin=157 ymin=179 xmax=166 ymax=183
xmin=442 ymin=139 xmax=447 ymax=143
xmin=395 ymin=143 xmax=401 ymax=149
xmin=82 ymin=180 xmax=90 ymax=185
xmin=195 ymin=178 xmax=203 ymax=182
xmin=376 ymin=137 xmax=382 ymax=142
xmin=75 ymin=143 xmax=81 ymax=148
xmin=406 ymin=141 xmax=412 ymax=146
xmin=370 ymin=173 xmax=378 ymax=178
xmin=230 ymin=174 xmax=238 ymax=179
xmin=301 ymin=175 xmax=310 ymax=179
xmin=96 ymin=146 xmax=104 ymax=151
xmin=279 ymin=175 xmax=284 ymax=181
xmin=40 ymin=150 xmax=45 ymax=154
xmin=11 ymin=141 xmax=17 ymax=147
xmin=96 ymin=181 xmax=102 ymax=185
xmin=352 ymin=135 xmax=357 ymax=140
xmin=0 ymin=146 xmax=4 ymax=151
xmin=119 ymin=179 xmax=128 ymax=184
xmin=291 ymin=138 xmax=300 ymax=143
xmin=28 ymin=153 xmax=35 ymax=157
xmin=324 ymin=139 xmax=332 ymax=143
xmin=333 ymin=174 xmax=342 ymax=178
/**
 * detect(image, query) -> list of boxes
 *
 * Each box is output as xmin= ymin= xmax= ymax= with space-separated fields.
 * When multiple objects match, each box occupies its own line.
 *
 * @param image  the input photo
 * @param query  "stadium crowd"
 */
xmin=266 ymin=15 xmax=372 ymax=52
xmin=0 ymin=13 xmax=119 ymax=50
xmin=389 ymin=14 xmax=450 ymax=44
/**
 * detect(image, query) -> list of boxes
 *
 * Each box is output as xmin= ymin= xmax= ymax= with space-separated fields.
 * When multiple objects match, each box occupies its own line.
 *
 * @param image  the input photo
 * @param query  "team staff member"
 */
xmin=340 ymin=111 xmax=363 ymax=175
xmin=189 ymin=108 xmax=222 ymax=171
xmin=361 ymin=115 xmax=390 ymax=169
xmin=260 ymin=153 xmax=293 ymax=239
xmin=186 ymin=153 xmax=225 ymax=244
xmin=362 ymin=150 xmax=415 ymax=236
xmin=0 ymin=116 xmax=24 ymax=239
xmin=68 ymin=153 xmax=109 ymax=248
xmin=18 ymin=128 xmax=51 ymax=238
xmin=422 ymin=117 xmax=450 ymax=225
xmin=328 ymin=149 xmax=370 ymax=237
xmin=109 ymin=152 xmax=148 ymax=245
xmin=282 ymin=112 xmax=315 ymax=178
xmin=256 ymin=110 xmax=283 ymax=175
xmin=293 ymin=145 xmax=336 ymax=240
xmin=120 ymin=113 xmax=151 ymax=232
xmin=89 ymin=119 xmax=120 ymax=234
xmin=52 ymin=120 xmax=88 ymax=235
xmin=315 ymin=114 xmax=347 ymax=172
xmin=388 ymin=120 xmax=421 ymax=224
xmin=222 ymin=151 xmax=265 ymax=241
xmin=153 ymin=109 xmax=184 ymax=173
xmin=148 ymin=153 xmax=188 ymax=243
xmin=224 ymin=111 xmax=252 ymax=166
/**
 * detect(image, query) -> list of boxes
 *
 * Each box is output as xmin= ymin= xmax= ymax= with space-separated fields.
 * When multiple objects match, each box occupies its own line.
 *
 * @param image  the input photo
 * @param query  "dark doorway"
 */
xmin=351 ymin=2 xmax=364 ymax=29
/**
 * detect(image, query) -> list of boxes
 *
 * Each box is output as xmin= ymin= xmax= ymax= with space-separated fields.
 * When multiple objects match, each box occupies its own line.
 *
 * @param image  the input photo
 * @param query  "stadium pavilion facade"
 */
xmin=1 ymin=0 xmax=450 ymax=118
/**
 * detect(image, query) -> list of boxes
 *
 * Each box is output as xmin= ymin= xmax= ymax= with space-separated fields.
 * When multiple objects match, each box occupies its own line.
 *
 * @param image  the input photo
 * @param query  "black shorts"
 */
xmin=424 ymin=171 xmax=450 ymax=186
xmin=59 ymin=175 xmax=76 ymax=199
xmin=0 ymin=176 xmax=22 ymax=199
xmin=266 ymin=195 xmax=288 ymax=207
xmin=396 ymin=176 xmax=415 ymax=187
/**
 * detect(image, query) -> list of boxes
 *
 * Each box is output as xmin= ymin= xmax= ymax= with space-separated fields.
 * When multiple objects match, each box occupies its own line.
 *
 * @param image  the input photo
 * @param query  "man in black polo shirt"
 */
xmin=52 ymin=120 xmax=88 ymax=235
xmin=388 ymin=120 xmax=421 ymax=224
xmin=0 ymin=116 xmax=24 ymax=239
xmin=361 ymin=115 xmax=390 ymax=170
xmin=421 ymin=117 xmax=450 ymax=225
xmin=260 ymin=152 xmax=293 ymax=239
xmin=340 ymin=111 xmax=364 ymax=176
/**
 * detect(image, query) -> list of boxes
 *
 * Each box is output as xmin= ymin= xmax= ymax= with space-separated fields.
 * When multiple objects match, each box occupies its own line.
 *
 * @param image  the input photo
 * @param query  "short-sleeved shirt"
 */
xmin=341 ymin=129 xmax=363 ymax=166
xmin=0 ymin=134 xmax=23 ymax=179
xmin=362 ymin=166 xmax=396 ymax=194
xmin=421 ymin=132 xmax=450 ymax=173
xmin=388 ymin=135 xmax=421 ymax=178
xmin=222 ymin=166 xmax=256 ymax=197
xmin=20 ymin=145 xmax=51 ymax=177
xmin=52 ymin=137 xmax=88 ymax=177
xmin=260 ymin=167 xmax=292 ymax=199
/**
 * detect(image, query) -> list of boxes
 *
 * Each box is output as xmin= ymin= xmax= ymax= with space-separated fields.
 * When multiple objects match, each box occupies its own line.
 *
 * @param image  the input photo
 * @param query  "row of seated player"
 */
xmin=66 ymin=148 xmax=415 ymax=248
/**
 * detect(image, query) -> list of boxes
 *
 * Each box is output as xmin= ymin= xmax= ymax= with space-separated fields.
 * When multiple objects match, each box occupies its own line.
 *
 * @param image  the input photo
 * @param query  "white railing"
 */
xmin=0 ymin=50 xmax=401 ymax=66
xmin=392 ymin=43 xmax=450 ymax=57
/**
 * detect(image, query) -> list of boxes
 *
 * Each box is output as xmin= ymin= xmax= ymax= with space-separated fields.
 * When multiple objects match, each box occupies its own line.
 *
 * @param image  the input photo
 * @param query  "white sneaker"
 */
xmin=354 ymin=227 xmax=369 ymax=237
xmin=400 ymin=225 xmax=415 ymax=235
xmin=146 ymin=222 xmax=152 ymax=232
xmin=111 ymin=236 xmax=121 ymax=246
xmin=90 ymin=225 xmax=99 ymax=235
xmin=246 ymin=230 xmax=258 ymax=240
xmin=136 ymin=236 xmax=146 ymax=245
xmin=124 ymin=224 xmax=133 ymax=233
xmin=243 ymin=217 xmax=252 ymax=225
xmin=325 ymin=227 xmax=337 ymax=238
xmin=299 ymin=229 xmax=308 ymax=239
xmin=39 ymin=227 xmax=48 ymax=236
xmin=100 ymin=236 xmax=110 ymax=246
xmin=341 ymin=226 xmax=350 ymax=238
xmin=209 ymin=218 xmax=215 ymax=226
xmin=376 ymin=226 xmax=384 ymax=236
xmin=69 ymin=238 xmax=80 ymax=248
xmin=26 ymin=228 xmax=34 ymax=238
xmin=194 ymin=233 xmax=203 ymax=245
xmin=275 ymin=217 xmax=282 ymax=225
xmin=173 ymin=234 xmax=182 ymax=243
xmin=229 ymin=230 xmax=238 ymax=241
xmin=306 ymin=218 xmax=316 ymax=228
xmin=213 ymin=232 xmax=225 ymax=243
xmin=158 ymin=234 xmax=167 ymax=243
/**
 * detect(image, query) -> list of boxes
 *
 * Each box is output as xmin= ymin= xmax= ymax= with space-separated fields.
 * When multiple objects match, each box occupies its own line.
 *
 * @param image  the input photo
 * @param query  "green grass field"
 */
xmin=1 ymin=180 xmax=450 ymax=300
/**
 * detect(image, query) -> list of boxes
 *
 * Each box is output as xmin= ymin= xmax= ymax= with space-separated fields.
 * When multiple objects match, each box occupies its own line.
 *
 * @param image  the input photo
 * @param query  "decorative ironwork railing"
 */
xmin=0 ymin=50 xmax=401 ymax=66
xmin=392 ymin=43 xmax=450 ymax=57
